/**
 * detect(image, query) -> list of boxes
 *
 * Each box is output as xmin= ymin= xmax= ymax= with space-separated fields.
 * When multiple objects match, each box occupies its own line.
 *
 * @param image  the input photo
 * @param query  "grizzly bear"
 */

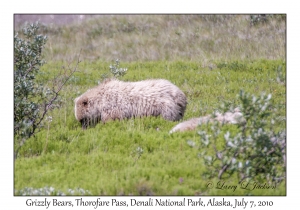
xmin=75 ymin=78 xmax=187 ymax=129
xmin=169 ymin=108 xmax=244 ymax=133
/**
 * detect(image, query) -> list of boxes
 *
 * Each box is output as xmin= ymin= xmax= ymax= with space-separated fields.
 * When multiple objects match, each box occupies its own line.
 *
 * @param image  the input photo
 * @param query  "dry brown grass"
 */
xmin=15 ymin=14 xmax=286 ymax=64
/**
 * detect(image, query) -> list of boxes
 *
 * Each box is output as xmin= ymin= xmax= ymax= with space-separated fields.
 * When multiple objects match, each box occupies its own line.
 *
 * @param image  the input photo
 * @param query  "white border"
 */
xmin=2 ymin=0 xmax=298 ymax=208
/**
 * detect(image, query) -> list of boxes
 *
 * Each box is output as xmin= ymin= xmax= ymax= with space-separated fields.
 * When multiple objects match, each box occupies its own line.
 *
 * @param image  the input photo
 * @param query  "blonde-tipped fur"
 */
xmin=169 ymin=108 xmax=244 ymax=133
xmin=75 ymin=78 xmax=187 ymax=128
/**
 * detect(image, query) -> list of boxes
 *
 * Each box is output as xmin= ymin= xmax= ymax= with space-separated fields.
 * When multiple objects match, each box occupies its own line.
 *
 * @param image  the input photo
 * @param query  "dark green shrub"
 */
xmin=198 ymin=90 xmax=286 ymax=183
xmin=14 ymin=23 xmax=47 ymax=157
xmin=14 ymin=22 xmax=80 ymax=158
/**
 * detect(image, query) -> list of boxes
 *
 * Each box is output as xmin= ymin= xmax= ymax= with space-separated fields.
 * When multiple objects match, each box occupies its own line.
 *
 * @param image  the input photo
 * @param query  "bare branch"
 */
xmin=218 ymin=151 xmax=238 ymax=179
xmin=218 ymin=164 xmax=229 ymax=179
xmin=28 ymin=51 xmax=81 ymax=138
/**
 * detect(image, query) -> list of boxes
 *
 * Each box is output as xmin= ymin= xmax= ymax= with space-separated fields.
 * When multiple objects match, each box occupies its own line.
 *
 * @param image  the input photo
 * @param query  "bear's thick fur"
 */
xmin=169 ymin=108 xmax=244 ymax=133
xmin=75 ymin=78 xmax=187 ymax=128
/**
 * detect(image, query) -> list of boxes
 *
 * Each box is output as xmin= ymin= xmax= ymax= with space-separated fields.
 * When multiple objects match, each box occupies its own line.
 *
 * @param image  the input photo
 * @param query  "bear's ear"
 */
xmin=82 ymin=99 xmax=88 ymax=107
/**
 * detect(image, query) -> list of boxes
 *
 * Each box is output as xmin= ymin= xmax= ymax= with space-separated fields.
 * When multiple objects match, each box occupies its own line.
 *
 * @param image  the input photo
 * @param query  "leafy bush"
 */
xmin=109 ymin=59 xmax=128 ymax=77
xmin=14 ymin=23 xmax=48 ymax=156
xmin=99 ymin=59 xmax=128 ymax=82
xmin=198 ymin=90 xmax=286 ymax=183
xmin=14 ymin=22 xmax=80 ymax=158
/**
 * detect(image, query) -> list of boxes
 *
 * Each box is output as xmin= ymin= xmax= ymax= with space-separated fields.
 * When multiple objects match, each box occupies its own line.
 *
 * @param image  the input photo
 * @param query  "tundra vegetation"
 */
xmin=14 ymin=15 xmax=286 ymax=195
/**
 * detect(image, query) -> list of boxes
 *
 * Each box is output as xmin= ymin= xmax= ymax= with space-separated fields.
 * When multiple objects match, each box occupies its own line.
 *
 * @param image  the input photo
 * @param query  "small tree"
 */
xmin=198 ymin=90 xmax=286 ymax=183
xmin=14 ymin=22 xmax=80 ymax=159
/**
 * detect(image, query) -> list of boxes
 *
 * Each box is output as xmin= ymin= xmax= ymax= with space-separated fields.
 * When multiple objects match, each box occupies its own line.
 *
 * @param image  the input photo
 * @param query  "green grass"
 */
xmin=14 ymin=15 xmax=286 ymax=196
xmin=15 ymin=59 xmax=286 ymax=196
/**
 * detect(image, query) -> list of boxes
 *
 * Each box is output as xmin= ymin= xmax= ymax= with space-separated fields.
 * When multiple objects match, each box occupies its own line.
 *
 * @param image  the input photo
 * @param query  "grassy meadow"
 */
xmin=14 ymin=15 xmax=286 ymax=196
